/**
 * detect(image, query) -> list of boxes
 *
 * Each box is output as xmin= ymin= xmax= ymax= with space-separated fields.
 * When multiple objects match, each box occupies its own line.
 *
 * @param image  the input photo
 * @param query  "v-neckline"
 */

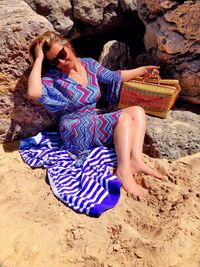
xmin=63 ymin=58 xmax=89 ymax=88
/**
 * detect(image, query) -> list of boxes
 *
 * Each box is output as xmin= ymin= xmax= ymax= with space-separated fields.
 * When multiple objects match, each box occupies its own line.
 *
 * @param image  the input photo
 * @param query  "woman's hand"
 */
xmin=34 ymin=41 xmax=45 ymax=61
xmin=142 ymin=66 xmax=160 ymax=78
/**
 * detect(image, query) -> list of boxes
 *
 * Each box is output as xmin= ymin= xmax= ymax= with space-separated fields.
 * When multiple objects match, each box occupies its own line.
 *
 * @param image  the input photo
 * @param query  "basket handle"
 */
xmin=143 ymin=69 xmax=161 ymax=84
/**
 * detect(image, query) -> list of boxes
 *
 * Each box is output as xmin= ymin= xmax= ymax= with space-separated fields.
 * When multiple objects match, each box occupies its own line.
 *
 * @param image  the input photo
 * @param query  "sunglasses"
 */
xmin=49 ymin=47 xmax=67 ymax=66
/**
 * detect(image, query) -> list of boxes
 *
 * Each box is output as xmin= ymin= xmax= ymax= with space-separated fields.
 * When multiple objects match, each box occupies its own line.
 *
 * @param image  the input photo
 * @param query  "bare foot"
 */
xmin=131 ymin=159 xmax=163 ymax=179
xmin=115 ymin=168 xmax=144 ymax=199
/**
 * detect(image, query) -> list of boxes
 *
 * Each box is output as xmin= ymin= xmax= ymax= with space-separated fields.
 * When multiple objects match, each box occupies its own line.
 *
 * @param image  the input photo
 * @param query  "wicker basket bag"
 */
xmin=118 ymin=76 xmax=181 ymax=118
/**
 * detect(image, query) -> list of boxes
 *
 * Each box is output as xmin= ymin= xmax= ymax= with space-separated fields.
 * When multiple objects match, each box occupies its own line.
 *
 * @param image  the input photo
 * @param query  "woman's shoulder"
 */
xmin=80 ymin=57 xmax=98 ymax=65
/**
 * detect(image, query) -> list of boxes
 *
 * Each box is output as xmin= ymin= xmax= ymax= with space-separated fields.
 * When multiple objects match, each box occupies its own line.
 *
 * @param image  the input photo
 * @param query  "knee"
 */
xmin=131 ymin=106 xmax=145 ymax=115
xmin=125 ymin=106 xmax=146 ymax=119
xmin=120 ymin=112 xmax=132 ymax=127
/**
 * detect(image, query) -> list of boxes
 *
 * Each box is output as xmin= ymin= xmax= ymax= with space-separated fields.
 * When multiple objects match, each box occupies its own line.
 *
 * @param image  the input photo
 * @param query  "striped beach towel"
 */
xmin=19 ymin=131 xmax=121 ymax=217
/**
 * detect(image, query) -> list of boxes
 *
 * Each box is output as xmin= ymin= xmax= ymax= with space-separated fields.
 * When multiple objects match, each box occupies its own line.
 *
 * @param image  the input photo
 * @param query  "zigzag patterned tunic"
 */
xmin=20 ymin=58 xmax=123 ymax=216
xmin=38 ymin=58 xmax=122 ymax=162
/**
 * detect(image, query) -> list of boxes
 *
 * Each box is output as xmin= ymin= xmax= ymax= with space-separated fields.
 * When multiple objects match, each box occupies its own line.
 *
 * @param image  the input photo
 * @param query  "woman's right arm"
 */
xmin=27 ymin=42 xmax=44 ymax=99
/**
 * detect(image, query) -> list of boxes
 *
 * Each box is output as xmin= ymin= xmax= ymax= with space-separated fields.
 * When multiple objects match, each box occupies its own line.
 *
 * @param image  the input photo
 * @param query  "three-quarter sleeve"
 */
xmin=37 ymin=73 xmax=70 ymax=114
xmin=89 ymin=58 xmax=122 ymax=106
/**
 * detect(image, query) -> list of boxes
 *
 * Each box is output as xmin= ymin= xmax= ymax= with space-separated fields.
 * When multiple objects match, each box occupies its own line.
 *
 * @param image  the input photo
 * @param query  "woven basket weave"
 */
xmin=118 ymin=77 xmax=181 ymax=118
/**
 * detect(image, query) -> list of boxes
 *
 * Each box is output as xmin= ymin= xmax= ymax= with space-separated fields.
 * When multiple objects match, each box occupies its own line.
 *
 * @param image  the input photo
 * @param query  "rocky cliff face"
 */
xmin=0 ymin=0 xmax=199 ymax=159
xmin=137 ymin=0 xmax=200 ymax=97
xmin=0 ymin=0 xmax=56 ymax=141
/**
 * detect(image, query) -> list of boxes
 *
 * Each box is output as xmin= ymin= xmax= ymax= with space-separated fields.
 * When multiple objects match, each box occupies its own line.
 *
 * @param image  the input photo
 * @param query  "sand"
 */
xmin=0 ymin=141 xmax=200 ymax=267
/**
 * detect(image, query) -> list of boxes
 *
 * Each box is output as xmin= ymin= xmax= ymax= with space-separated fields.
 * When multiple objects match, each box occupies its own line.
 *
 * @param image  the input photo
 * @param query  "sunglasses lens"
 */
xmin=58 ymin=49 xmax=67 ymax=60
xmin=50 ymin=47 xmax=67 ymax=66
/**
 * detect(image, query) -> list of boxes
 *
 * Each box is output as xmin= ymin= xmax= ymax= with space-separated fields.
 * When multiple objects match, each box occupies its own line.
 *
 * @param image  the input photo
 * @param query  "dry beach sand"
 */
xmin=0 ymin=141 xmax=200 ymax=267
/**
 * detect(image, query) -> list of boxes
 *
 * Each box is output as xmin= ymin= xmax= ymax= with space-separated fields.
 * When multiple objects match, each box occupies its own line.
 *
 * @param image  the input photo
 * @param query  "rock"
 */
xmin=119 ymin=0 xmax=137 ymax=12
xmin=0 ymin=0 xmax=56 ymax=142
xmin=73 ymin=0 xmax=120 ymax=32
xmin=0 ymin=0 xmax=53 ymax=78
xmin=112 ymin=243 xmax=121 ymax=252
xmin=164 ymin=3 xmax=200 ymax=41
xmin=137 ymin=0 xmax=200 ymax=97
xmin=99 ymin=40 xmax=133 ymax=70
xmin=144 ymin=110 xmax=200 ymax=160
xmin=137 ymin=0 xmax=177 ymax=20
xmin=24 ymin=0 xmax=73 ymax=35
xmin=134 ymin=53 xmax=161 ymax=67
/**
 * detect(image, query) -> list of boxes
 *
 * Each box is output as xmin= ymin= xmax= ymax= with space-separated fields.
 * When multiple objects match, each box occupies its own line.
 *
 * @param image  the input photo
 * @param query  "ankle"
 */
xmin=131 ymin=153 xmax=142 ymax=162
xmin=116 ymin=164 xmax=132 ymax=174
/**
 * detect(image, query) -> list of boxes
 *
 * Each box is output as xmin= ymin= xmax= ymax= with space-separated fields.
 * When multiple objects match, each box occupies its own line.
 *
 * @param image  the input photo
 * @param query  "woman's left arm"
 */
xmin=121 ymin=66 xmax=160 ymax=82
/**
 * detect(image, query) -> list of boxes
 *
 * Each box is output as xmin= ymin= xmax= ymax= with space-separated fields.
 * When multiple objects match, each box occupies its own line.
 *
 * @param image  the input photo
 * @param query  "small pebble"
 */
xmin=182 ymin=194 xmax=189 ymax=200
xmin=27 ymin=245 xmax=39 ymax=257
xmin=113 ymin=244 xmax=121 ymax=252
xmin=159 ymin=207 xmax=165 ymax=213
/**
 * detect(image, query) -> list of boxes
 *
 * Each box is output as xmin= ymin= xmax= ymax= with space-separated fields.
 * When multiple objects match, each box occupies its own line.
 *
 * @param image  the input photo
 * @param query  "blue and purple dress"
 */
xmin=38 ymin=58 xmax=122 ymax=161
xmin=19 ymin=58 xmax=122 ymax=217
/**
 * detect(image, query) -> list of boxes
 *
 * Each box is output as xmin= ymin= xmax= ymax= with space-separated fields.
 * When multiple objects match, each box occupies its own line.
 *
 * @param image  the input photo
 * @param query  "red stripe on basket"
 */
xmin=120 ymin=89 xmax=171 ymax=109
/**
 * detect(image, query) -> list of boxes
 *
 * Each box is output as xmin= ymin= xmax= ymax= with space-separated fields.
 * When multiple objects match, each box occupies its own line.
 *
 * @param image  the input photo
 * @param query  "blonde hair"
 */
xmin=28 ymin=31 xmax=71 ymax=73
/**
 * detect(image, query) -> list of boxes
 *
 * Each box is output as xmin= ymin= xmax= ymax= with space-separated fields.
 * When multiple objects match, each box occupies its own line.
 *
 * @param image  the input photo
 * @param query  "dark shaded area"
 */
xmin=174 ymin=97 xmax=200 ymax=115
xmin=70 ymin=12 xmax=145 ymax=62
xmin=175 ymin=0 xmax=187 ymax=4
xmin=2 ymin=68 xmax=58 ymax=151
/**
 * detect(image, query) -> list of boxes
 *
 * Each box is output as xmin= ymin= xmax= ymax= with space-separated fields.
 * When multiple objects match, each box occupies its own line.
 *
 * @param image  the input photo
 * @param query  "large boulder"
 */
xmin=0 ymin=0 xmax=56 ymax=142
xmin=144 ymin=110 xmax=200 ymax=159
xmin=72 ymin=0 xmax=137 ymax=34
xmin=73 ymin=0 xmax=120 ymax=32
xmin=24 ymin=0 xmax=73 ymax=35
xmin=99 ymin=40 xmax=133 ymax=70
xmin=137 ymin=0 xmax=200 ymax=97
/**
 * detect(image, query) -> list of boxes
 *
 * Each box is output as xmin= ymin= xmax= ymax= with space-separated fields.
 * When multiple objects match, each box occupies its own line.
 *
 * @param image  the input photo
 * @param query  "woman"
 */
xmin=28 ymin=31 xmax=163 ymax=199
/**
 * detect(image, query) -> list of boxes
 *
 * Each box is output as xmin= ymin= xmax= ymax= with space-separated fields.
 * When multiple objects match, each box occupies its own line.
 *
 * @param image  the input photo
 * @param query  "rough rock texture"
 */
xmin=119 ymin=0 xmax=137 ymax=12
xmin=144 ymin=110 xmax=200 ymax=160
xmin=137 ymin=0 xmax=200 ymax=97
xmin=0 ymin=0 xmax=56 ymax=142
xmin=0 ymin=0 xmax=53 ymax=79
xmin=99 ymin=40 xmax=133 ymax=70
xmin=24 ymin=0 xmax=73 ymax=35
xmin=72 ymin=0 xmax=138 ymax=35
xmin=73 ymin=0 xmax=120 ymax=32
xmin=24 ymin=0 xmax=138 ymax=36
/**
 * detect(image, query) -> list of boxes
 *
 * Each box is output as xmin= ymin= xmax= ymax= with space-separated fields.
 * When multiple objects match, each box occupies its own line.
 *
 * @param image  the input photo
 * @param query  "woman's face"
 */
xmin=45 ymin=41 xmax=76 ymax=72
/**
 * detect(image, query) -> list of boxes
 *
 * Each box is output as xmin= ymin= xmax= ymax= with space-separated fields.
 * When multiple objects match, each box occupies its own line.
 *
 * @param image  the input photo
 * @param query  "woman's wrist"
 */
xmin=35 ymin=57 xmax=43 ymax=64
xmin=139 ymin=67 xmax=146 ymax=76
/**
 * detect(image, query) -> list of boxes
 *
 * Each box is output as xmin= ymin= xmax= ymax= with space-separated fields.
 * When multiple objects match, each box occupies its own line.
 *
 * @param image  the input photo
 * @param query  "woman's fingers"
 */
xmin=147 ymin=65 xmax=160 ymax=70
xmin=34 ymin=40 xmax=45 ymax=60
xmin=152 ymin=68 xmax=159 ymax=75
xmin=38 ymin=39 xmax=45 ymax=46
xmin=144 ymin=66 xmax=160 ymax=77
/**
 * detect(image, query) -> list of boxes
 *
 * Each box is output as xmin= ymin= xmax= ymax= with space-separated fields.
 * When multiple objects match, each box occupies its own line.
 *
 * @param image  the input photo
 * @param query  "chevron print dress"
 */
xmin=19 ymin=58 xmax=123 ymax=216
xmin=38 ymin=58 xmax=122 ymax=162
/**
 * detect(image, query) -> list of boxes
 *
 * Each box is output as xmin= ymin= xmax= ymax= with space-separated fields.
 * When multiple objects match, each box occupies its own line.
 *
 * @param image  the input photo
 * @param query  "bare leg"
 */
xmin=114 ymin=113 xmax=144 ymax=197
xmin=122 ymin=106 xmax=163 ymax=179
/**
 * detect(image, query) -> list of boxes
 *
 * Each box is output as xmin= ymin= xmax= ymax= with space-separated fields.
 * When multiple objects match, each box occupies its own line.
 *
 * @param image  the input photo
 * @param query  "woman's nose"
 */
xmin=59 ymin=58 xmax=65 ymax=64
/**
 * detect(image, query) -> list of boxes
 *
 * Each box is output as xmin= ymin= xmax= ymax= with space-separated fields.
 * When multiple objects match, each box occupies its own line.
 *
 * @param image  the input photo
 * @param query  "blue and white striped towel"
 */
xmin=19 ymin=131 xmax=121 ymax=217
